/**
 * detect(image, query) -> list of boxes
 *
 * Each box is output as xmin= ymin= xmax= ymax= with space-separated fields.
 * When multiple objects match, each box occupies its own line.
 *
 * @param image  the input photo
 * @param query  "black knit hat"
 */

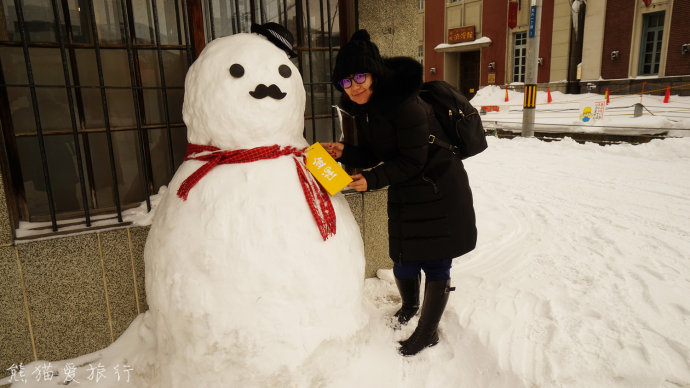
xmin=332 ymin=30 xmax=385 ymax=91
xmin=251 ymin=22 xmax=298 ymax=58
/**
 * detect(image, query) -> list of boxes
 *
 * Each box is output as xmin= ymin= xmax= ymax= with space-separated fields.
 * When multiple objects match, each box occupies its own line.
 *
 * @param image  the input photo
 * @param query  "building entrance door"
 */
xmin=459 ymin=50 xmax=480 ymax=99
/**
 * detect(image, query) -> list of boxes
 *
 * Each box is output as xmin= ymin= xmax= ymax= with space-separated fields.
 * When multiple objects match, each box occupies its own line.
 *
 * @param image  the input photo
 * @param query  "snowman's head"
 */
xmin=182 ymin=33 xmax=306 ymax=149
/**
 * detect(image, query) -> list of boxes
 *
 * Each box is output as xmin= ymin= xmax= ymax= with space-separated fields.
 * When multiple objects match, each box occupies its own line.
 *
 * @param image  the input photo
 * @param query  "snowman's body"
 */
xmin=143 ymin=33 xmax=366 ymax=386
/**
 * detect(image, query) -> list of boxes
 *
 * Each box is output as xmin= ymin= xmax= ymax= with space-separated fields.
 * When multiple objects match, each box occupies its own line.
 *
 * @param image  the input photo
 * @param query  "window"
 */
xmin=0 ymin=0 xmax=343 ymax=235
xmin=419 ymin=0 xmax=424 ymax=10
xmin=418 ymin=45 xmax=424 ymax=66
xmin=513 ymin=31 xmax=527 ymax=83
xmin=0 ymin=0 xmax=190 ymax=232
xmin=638 ymin=11 xmax=664 ymax=75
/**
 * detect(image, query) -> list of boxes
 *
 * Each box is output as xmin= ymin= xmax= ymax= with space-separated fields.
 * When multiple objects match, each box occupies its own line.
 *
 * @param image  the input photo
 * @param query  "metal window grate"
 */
xmin=0 ymin=0 xmax=192 ymax=235
xmin=0 ymin=0 xmax=344 ymax=238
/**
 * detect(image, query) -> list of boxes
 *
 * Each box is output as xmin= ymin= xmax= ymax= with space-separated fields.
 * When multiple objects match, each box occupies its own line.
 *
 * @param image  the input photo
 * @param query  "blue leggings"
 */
xmin=393 ymin=259 xmax=453 ymax=281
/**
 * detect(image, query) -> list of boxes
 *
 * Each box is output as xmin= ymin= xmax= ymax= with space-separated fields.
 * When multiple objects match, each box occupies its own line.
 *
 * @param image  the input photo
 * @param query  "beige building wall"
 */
xmin=518 ymin=0 xmax=530 ymax=27
xmin=446 ymin=2 xmax=462 ymax=29
xmin=445 ymin=0 xmax=482 ymax=30
xmin=550 ymin=0 xmax=572 ymax=84
xmin=444 ymin=52 xmax=461 ymax=88
xmin=581 ymin=0 xmax=607 ymax=81
xmin=443 ymin=0 xmax=483 ymax=89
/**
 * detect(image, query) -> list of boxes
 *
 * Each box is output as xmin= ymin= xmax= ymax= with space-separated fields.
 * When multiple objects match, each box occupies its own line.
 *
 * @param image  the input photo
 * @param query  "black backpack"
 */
xmin=419 ymin=81 xmax=488 ymax=160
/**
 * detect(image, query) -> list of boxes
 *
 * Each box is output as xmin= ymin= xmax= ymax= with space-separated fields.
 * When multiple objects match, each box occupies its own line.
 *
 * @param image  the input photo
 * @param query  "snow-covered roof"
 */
xmin=434 ymin=36 xmax=492 ymax=52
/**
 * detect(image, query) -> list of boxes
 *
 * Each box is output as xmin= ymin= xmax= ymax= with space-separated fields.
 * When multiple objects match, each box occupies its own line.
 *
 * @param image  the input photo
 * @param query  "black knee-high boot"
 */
xmin=398 ymin=279 xmax=454 ymax=356
xmin=393 ymin=274 xmax=421 ymax=325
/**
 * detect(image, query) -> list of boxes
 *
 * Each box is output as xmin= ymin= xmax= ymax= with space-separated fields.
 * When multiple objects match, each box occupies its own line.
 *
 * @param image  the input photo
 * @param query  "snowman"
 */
xmin=143 ymin=23 xmax=367 ymax=386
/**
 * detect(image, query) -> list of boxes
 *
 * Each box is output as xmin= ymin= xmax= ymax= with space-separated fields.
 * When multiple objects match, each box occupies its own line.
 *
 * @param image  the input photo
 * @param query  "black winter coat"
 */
xmin=338 ymin=57 xmax=477 ymax=264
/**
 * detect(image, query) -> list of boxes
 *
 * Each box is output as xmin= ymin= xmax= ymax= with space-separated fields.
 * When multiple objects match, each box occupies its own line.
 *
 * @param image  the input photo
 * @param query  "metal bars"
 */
xmin=325 ymin=0 xmax=336 ymax=140
xmin=282 ymin=0 xmax=288 ymax=27
xmin=120 ymin=0 xmax=152 ymax=212
xmin=207 ymin=0 xmax=217 ymax=39
xmin=234 ymin=0 xmax=242 ymax=33
xmin=12 ymin=0 xmax=58 ymax=231
xmin=298 ymin=0 xmax=341 ymax=143
xmin=150 ymin=0 xmax=176 ymax=177
xmin=304 ymin=0 xmax=317 ymax=141
xmin=50 ymin=0 xmax=91 ymax=227
xmin=86 ymin=0 xmax=124 ymax=222
xmin=0 ymin=0 xmax=191 ymax=232
xmin=181 ymin=0 xmax=194 ymax=67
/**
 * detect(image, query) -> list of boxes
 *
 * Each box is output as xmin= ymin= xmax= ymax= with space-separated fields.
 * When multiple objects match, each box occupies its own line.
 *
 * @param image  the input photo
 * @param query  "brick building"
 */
xmin=420 ymin=0 xmax=689 ymax=96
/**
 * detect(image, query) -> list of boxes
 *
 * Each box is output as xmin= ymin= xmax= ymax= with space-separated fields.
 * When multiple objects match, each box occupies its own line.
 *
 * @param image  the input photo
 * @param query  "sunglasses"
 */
xmin=339 ymin=73 xmax=367 ymax=89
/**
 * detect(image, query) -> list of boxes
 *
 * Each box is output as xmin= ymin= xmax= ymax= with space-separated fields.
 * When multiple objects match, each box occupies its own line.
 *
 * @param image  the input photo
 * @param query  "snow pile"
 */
xmin=470 ymin=84 xmax=690 ymax=137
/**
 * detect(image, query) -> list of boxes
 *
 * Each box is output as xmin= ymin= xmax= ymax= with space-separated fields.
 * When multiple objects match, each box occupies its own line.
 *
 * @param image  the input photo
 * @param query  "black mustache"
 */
xmin=249 ymin=84 xmax=287 ymax=100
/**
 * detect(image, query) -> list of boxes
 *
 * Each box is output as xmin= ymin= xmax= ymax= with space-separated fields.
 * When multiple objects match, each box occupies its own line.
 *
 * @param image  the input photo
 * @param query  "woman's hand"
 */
xmin=321 ymin=142 xmax=344 ymax=159
xmin=348 ymin=174 xmax=368 ymax=192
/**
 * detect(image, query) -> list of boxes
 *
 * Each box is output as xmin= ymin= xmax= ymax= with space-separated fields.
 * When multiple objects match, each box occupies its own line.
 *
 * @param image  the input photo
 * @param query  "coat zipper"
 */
xmin=422 ymin=175 xmax=439 ymax=194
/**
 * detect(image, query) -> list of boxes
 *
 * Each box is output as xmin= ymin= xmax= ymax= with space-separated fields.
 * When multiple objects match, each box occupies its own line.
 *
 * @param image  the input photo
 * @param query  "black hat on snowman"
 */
xmin=332 ymin=29 xmax=385 ymax=92
xmin=251 ymin=22 xmax=298 ymax=58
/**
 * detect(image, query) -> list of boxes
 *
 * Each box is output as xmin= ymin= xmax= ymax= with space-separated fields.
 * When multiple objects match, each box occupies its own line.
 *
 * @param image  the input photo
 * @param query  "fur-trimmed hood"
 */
xmin=341 ymin=56 xmax=424 ymax=113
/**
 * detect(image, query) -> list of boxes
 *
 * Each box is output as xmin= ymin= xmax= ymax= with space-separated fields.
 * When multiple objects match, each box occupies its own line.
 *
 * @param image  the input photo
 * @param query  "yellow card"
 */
xmin=305 ymin=142 xmax=353 ymax=196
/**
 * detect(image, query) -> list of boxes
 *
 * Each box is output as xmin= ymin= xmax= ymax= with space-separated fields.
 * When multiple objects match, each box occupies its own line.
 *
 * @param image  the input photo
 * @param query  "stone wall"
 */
xmin=357 ymin=0 xmax=419 ymax=59
xmin=0 ymin=226 xmax=148 ymax=381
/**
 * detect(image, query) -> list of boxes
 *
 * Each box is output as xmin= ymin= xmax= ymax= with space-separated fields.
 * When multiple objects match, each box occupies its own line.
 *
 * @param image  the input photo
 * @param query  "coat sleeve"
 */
xmin=339 ymin=143 xmax=381 ymax=169
xmin=362 ymin=98 xmax=429 ymax=190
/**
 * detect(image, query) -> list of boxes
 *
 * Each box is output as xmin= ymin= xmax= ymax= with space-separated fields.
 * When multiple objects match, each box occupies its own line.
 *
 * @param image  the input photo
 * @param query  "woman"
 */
xmin=322 ymin=30 xmax=477 ymax=356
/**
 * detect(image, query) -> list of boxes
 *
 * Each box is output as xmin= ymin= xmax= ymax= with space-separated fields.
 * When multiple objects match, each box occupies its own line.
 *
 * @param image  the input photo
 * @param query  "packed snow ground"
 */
xmin=5 ymin=135 xmax=689 ymax=388
xmin=3 ymin=87 xmax=690 ymax=387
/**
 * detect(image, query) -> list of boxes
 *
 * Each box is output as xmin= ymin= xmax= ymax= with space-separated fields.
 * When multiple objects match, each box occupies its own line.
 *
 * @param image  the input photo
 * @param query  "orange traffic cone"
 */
xmin=504 ymin=89 xmax=509 ymax=102
xmin=663 ymin=86 xmax=670 ymax=103
xmin=605 ymin=88 xmax=610 ymax=104
xmin=547 ymin=88 xmax=552 ymax=103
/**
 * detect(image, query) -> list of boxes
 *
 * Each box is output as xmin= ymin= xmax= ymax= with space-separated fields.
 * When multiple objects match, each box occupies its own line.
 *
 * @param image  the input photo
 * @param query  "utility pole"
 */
xmin=522 ymin=0 xmax=542 ymax=137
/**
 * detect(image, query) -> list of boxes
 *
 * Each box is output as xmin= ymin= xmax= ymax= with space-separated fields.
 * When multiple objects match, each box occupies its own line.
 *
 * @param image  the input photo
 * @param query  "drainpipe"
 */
xmin=566 ymin=0 xmax=586 ymax=94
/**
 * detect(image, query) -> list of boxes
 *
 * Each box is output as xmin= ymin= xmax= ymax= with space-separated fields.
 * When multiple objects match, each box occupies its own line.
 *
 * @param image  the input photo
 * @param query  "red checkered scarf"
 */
xmin=177 ymin=143 xmax=336 ymax=241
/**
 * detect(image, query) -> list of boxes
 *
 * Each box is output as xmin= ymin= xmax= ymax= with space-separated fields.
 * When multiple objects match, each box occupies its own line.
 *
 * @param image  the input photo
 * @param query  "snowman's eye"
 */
xmin=229 ymin=64 xmax=245 ymax=78
xmin=279 ymin=65 xmax=292 ymax=78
